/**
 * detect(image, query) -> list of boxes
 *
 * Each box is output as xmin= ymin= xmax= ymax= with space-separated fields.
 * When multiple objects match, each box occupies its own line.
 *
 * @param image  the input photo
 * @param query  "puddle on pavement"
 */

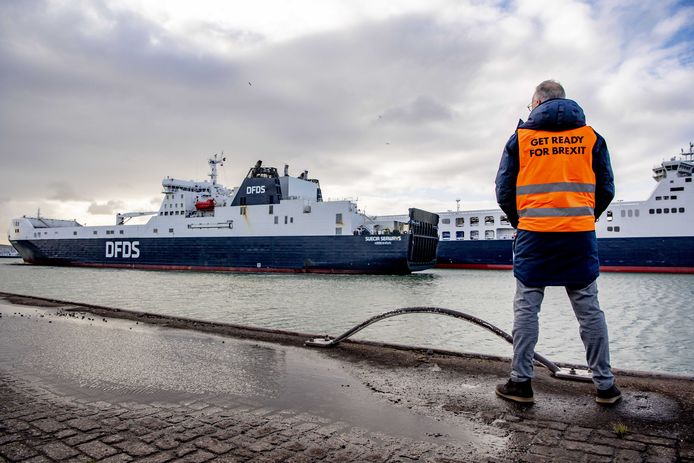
xmin=0 ymin=303 xmax=485 ymax=444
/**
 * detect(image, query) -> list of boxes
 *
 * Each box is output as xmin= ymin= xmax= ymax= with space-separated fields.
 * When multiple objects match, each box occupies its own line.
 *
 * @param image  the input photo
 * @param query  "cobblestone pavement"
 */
xmin=1 ymin=297 xmax=693 ymax=462
xmin=0 ymin=373 xmax=493 ymax=463
xmin=3 ymin=371 xmax=691 ymax=463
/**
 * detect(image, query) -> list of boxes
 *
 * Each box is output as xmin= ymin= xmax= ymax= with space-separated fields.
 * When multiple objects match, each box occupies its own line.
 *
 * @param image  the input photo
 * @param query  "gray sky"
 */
xmin=2 ymin=0 xmax=693 ymax=244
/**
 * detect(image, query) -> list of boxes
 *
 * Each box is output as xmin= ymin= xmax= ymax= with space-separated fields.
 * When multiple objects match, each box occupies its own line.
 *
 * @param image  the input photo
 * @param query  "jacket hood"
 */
xmin=520 ymin=98 xmax=586 ymax=131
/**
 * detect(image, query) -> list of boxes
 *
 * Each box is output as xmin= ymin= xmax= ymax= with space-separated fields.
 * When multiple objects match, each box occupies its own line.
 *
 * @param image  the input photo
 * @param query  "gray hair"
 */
xmin=533 ymin=80 xmax=565 ymax=103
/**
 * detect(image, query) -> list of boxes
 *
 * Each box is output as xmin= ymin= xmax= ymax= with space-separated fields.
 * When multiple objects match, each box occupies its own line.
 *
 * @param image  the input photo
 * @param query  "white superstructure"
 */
xmin=9 ymin=156 xmax=409 ymax=243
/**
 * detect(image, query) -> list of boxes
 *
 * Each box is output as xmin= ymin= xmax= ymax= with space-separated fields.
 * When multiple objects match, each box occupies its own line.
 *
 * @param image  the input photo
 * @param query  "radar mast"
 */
xmin=208 ymin=153 xmax=226 ymax=185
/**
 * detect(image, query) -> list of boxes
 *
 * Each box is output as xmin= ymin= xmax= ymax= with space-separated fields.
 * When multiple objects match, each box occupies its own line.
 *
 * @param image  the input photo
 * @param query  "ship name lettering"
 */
xmin=246 ymin=186 xmax=266 ymax=194
xmin=105 ymin=241 xmax=140 ymax=259
xmin=365 ymin=236 xmax=402 ymax=242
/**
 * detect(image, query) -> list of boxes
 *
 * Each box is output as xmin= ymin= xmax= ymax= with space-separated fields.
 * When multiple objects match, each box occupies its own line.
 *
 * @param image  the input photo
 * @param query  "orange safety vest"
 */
xmin=516 ymin=126 xmax=597 ymax=232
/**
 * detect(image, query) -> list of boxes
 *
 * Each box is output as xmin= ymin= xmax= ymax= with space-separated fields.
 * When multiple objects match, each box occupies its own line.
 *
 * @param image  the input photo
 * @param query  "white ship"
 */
xmin=8 ymin=156 xmax=439 ymax=274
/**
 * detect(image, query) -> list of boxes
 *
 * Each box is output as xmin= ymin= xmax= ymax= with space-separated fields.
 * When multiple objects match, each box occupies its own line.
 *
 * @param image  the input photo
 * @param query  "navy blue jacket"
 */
xmin=495 ymin=98 xmax=615 ymax=287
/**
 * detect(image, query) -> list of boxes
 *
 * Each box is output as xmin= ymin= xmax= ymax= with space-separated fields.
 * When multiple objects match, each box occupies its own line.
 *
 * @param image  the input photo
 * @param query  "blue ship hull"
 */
xmin=11 ymin=234 xmax=436 ymax=275
xmin=436 ymin=236 xmax=694 ymax=273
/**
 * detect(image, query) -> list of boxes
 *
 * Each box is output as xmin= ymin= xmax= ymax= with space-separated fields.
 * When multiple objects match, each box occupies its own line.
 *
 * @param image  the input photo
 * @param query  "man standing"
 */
xmin=494 ymin=80 xmax=621 ymax=404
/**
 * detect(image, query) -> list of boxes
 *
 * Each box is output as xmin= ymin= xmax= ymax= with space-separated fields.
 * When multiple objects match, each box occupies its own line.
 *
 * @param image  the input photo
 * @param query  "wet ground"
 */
xmin=1 ymin=293 xmax=693 ymax=462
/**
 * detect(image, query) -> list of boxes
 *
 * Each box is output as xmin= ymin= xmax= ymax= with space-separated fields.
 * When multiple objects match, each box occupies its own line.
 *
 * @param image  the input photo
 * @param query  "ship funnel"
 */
xmin=284 ymin=164 xmax=289 ymax=176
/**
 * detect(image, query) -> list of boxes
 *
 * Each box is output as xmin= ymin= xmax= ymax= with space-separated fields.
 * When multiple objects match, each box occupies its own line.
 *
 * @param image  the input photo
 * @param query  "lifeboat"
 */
xmin=195 ymin=199 xmax=215 ymax=211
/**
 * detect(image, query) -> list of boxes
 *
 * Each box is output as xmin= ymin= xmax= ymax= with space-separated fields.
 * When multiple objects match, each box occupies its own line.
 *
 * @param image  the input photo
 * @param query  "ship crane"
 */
xmin=116 ymin=211 xmax=158 ymax=226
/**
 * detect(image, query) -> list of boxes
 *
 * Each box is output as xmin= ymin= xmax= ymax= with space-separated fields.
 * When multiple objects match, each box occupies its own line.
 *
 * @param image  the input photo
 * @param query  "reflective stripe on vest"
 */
xmin=516 ymin=126 xmax=597 ymax=232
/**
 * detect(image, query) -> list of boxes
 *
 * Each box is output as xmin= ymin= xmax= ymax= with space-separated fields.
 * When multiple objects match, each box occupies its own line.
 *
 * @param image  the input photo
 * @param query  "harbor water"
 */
xmin=0 ymin=259 xmax=692 ymax=375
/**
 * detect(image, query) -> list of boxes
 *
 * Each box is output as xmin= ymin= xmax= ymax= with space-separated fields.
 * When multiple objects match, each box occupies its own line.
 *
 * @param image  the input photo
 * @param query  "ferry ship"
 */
xmin=8 ymin=156 xmax=439 ymax=274
xmin=376 ymin=144 xmax=694 ymax=274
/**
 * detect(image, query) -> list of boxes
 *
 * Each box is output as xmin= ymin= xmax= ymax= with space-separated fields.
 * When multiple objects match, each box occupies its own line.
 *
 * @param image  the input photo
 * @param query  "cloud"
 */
xmin=380 ymin=96 xmax=454 ymax=125
xmin=48 ymin=182 xmax=83 ymax=201
xmin=87 ymin=200 xmax=126 ymax=215
xmin=0 ymin=0 xmax=693 ymax=244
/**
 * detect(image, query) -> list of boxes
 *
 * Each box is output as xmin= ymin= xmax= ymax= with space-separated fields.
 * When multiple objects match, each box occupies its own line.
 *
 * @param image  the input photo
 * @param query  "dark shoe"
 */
xmin=596 ymin=384 xmax=622 ymax=404
xmin=495 ymin=379 xmax=534 ymax=403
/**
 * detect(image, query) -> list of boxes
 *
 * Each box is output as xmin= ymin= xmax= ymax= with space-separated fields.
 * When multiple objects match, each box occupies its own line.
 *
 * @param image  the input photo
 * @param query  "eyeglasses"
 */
xmin=527 ymin=102 xmax=533 ymax=112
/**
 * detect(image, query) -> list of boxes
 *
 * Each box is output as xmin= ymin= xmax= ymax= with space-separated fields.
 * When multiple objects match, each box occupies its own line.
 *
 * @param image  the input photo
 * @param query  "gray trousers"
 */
xmin=510 ymin=279 xmax=615 ymax=390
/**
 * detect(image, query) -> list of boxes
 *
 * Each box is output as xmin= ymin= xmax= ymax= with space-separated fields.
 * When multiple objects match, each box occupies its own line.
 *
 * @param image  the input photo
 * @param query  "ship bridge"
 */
xmin=653 ymin=142 xmax=694 ymax=181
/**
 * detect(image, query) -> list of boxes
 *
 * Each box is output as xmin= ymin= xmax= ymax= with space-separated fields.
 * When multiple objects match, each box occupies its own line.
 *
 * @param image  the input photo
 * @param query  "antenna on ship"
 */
xmin=456 ymin=199 xmax=460 ymax=213
xmin=208 ymin=152 xmax=226 ymax=186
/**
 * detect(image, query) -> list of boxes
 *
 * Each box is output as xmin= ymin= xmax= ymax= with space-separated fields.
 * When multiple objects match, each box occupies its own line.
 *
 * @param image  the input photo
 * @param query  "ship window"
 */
xmin=285 ymin=216 xmax=288 ymax=224
xmin=274 ymin=216 xmax=278 ymax=224
xmin=485 ymin=230 xmax=494 ymax=240
xmin=470 ymin=230 xmax=479 ymax=240
xmin=268 ymin=205 xmax=273 ymax=214
xmin=620 ymin=210 xmax=626 ymax=217
xmin=671 ymin=187 xmax=684 ymax=192
xmin=680 ymin=207 xmax=685 ymax=213
xmin=290 ymin=217 xmax=294 ymax=224
xmin=336 ymin=213 xmax=343 ymax=224
xmin=240 ymin=206 xmax=247 ymax=215
xmin=686 ymin=178 xmax=692 ymax=182
xmin=664 ymin=196 xmax=670 ymax=200
xmin=470 ymin=217 xmax=479 ymax=226
xmin=485 ymin=216 xmax=494 ymax=225
xmin=671 ymin=208 xmax=677 ymax=214
xmin=500 ymin=215 xmax=509 ymax=225
xmin=614 ymin=226 xmax=620 ymax=232
xmin=456 ymin=217 xmax=465 ymax=227
xmin=119 ymin=230 xmax=124 ymax=234
xmin=442 ymin=231 xmax=450 ymax=240
xmin=335 ymin=227 xmax=342 ymax=235
xmin=73 ymin=231 xmax=77 ymax=236
xmin=635 ymin=209 xmax=640 ymax=217
xmin=607 ymin=226 xmax=613 ymax=231
xmin=441 ymin=218 xmax=451 ymax=224
xmin=456 ymin=231 xmax=464 ymax=240
xmin=656 ymin=208 xmax=662 ymax=214
xmin=664 ymin=208 xmax=670 ymax=213
xmin=656 ymin=196 xmax=662 ymax=200
xmin=181 ymin=194 xmax=183 ymax=198
xmin=153 ymin=228 xmax=158 ymax=233
xmin=169 ymin=228 xmax=174 ymax=233
xmin=606 ymin=211 xmax=613 ymax=221
xmin=93 ymin=231 xmax=98 ymax=235
xmin=671 ymin=195 xmax=678 ymax=200
xmin=627 ymin=210 xmax=632 ymax=218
